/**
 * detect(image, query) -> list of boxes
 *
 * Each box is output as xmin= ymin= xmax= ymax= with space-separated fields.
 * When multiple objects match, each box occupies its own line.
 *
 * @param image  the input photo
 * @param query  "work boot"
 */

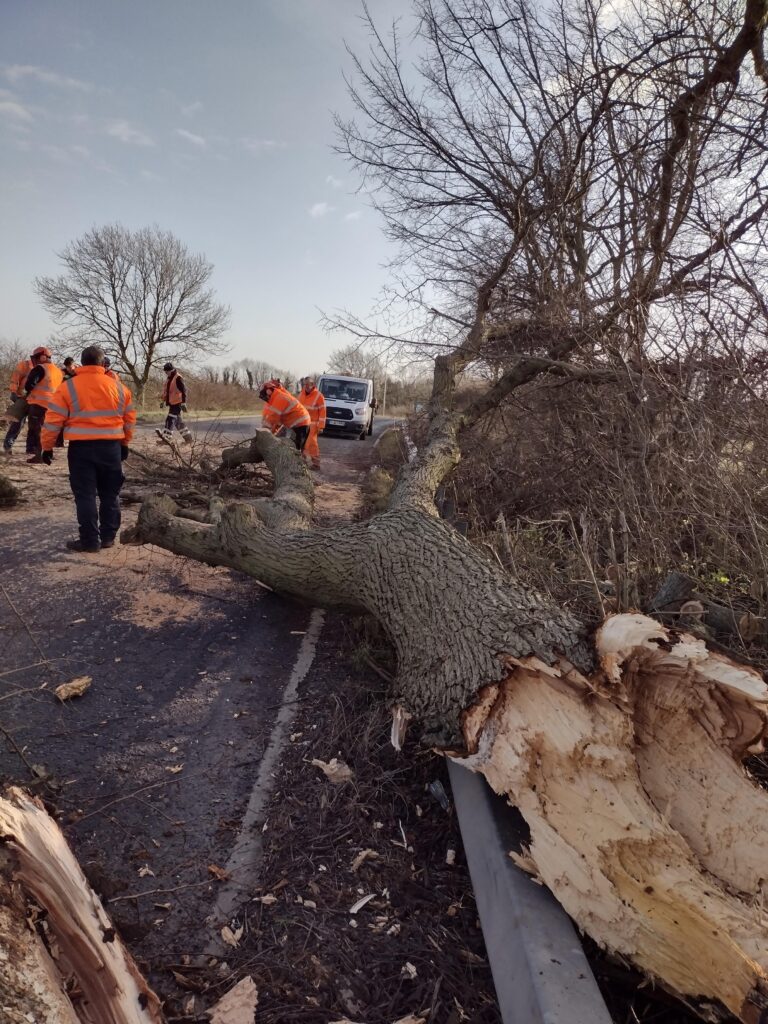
xmin=26 ymin=454 xmax=43 ymax=464
xmin=66 ymin=539 xmax=101 ymax=553
xmin=100 ymin=538 xmax=115 ymax=549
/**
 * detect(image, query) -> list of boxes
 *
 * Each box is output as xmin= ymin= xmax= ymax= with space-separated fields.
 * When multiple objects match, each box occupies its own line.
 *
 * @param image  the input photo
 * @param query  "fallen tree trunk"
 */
xmin=0 ymin=787 xmax=164 ymax=1023
xmin=123 ymin=428 xmax=768 ymax=1021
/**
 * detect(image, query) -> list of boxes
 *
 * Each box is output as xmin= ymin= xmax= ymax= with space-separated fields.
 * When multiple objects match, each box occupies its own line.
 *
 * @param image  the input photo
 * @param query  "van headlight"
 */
xmin=354 ymin=406 xmax=365 ymax=415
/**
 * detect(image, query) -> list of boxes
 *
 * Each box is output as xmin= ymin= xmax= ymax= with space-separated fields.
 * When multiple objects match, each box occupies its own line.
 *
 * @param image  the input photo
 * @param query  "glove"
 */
xmin=120 ymin=445 xmax=129 ymax=462
xmin=41 ymin=450 xmax=53 ymax=466
xmin=180 ymin=403 xmax=187 ymax=412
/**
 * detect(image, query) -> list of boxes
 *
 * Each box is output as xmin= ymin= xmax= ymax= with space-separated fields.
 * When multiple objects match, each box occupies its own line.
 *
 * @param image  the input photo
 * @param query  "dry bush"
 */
xmin=449 ymin=356 xmax=768 ymax=641
xmin=183 ymin=374 xmax=261 ymax=413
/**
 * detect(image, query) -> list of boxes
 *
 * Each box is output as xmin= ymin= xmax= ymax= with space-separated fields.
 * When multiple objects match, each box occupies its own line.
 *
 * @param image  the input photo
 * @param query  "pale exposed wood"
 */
xmin=0 ymin=787 xmax=164 ymax=1024
xmin=456 ymin=617 xmax=768 ymax=1021
xmin=600 ymin=616 xmax=768 ymax=898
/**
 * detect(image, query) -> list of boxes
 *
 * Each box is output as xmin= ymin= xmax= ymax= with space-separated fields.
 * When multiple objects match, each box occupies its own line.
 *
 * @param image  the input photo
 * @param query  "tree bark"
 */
xmin=0 ymin=787 xmax=164 ymax=1023
xmin=123 ymin=426 xmax=768 ymax=1020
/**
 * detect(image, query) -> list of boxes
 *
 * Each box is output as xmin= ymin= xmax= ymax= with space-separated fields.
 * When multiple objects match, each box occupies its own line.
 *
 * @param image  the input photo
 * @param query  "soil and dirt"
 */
xmin=0 ymin=425 xmax=502 ymax=1022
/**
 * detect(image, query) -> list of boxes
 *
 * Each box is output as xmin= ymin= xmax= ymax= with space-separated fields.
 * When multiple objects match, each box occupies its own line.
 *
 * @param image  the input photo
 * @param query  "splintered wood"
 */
xmin=0 ymin=787 xmax=164 ymax=1023
xmin=455 ymin=613 xmax=768 ymax=1022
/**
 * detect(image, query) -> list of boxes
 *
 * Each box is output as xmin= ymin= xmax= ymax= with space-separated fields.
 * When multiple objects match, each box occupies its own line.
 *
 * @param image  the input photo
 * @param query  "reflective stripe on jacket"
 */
xmin=10 ymin=359 xmax=32 ymax=397
xmin=41 ymin=365 xmax=136 ymax=450
xmin=261 ymin=386 xmax=310 ymax=432
xmin=163 ymin=372 xmax=184 ymax=405
xmin=299 ymin=387 xmax=326 ymax=429
xmin=27 ymin=363 xmax=64 ymax=409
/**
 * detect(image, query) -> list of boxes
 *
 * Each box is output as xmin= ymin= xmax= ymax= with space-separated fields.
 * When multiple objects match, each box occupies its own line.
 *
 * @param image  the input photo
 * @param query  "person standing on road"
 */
xmin=24 ymin=347 xmax=63 ymax=463
xmin=259 ymin=378 xmax=311 ymax=451
xmin=40 ymin=344 xmax=136 ymax=553
xmin=2 ymin=352 xmax=33 ymax=455
xmin=103 ymin=357 xmax=120 ymax=381
xmin=297 ymin=377 xmax=326 ymax=470
xmin=160 ymin=362 xmax=192 ymax=443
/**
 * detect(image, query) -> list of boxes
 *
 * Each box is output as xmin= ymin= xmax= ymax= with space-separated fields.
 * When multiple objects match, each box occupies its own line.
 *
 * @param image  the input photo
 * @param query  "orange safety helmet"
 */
xmin=32 ymin=345 xmax=52 ymax=359
xmin=258 ymin=377 xmax=282 ymax=401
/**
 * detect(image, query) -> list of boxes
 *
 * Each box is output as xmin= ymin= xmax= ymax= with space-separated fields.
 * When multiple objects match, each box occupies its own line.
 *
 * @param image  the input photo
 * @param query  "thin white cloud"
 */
xmin=344 ymin=211 xmax=362 ymax=221
xmin=5 ymin=64 xmax=92 ymax=92
xmin=107 ymin=120 xmax=154 ymax=147
xmin=181 ymin=100 xmax=203 ymax=118
xmin=241 ymin=137 xmax=286 ymax=153
xmin=176 ymin=127 xmax=206 ymax=147
xmin=140 ymin=169 xmax=163 ymax=182
xmin=0 ymin=90 xmax=33 ymax=122
xmin=326 ymin=174 xmax=343 ymax=188
xmin=309 ymin=202 xmax=334 ymax=219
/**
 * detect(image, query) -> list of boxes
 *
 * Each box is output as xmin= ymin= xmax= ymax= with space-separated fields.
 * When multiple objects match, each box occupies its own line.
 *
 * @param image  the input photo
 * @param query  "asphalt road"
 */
xmin=139 ymin=412 xmax=396 ymax=443
xmin=0 ymin=421 xmax=392 ymax=999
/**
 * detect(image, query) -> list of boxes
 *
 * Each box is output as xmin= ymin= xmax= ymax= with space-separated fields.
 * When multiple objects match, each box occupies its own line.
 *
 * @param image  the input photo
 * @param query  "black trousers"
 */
xmin=165 ymin=403 xmax=185 ymax=431
xmin=292 ymin=425 xmax=310 ymax=452
xmin=68 ymin=440 xmax=124 ymax=546
xmin=26 ymin=404 xmax=46 ymax=455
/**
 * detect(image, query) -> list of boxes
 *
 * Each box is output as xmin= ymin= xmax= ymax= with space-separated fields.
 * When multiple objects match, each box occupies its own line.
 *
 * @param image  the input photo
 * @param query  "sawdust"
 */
xmin=124 ymin=588 xmax=224 ymax=630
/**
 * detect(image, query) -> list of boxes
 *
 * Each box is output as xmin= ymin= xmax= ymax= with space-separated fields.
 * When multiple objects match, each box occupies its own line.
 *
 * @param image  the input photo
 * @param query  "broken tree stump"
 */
xmin=0 ymin=787 xmax=163 ymax=1023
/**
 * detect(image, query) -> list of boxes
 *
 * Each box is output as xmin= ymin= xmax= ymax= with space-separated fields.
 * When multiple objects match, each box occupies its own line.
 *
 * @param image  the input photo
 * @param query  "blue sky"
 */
xmin=0 ymin=0 xmax=415 ymax=372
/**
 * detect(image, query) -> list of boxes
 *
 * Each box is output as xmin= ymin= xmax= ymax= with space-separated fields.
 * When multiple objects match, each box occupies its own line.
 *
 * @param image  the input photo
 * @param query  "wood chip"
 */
xmin=311 ymin=757 xmax=354 ymax=784
xmin=220 ymin=924 xmax=243 ymax=948
xmin=350 ymin=893 xmax=375 ymax=914
xmin=209 ymin=974 xmax=258 ymax=1024
xmin=350 ymin=848 xmax=379 ymax=872
xmin=54 ymin=675 xmax=92 ymax=701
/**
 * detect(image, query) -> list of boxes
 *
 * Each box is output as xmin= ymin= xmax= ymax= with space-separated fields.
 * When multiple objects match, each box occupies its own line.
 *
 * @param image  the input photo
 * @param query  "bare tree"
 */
xmin=327 ymin=343 xmax=384 ymax=380
xmin=10 ymin=1 xmax=768 ymax=1020
xmin=123 ymin=1 xmax=768 ymax=1016
xmin=35 ymin=224 xmax=230 ymax=404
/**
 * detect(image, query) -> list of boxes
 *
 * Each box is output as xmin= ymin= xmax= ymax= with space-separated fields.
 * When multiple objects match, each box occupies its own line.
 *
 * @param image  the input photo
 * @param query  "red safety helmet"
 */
xmin=32 ymin=345 xmax=52 ymax=359
xmin=259 ymin=378 xmax=282 ymax=402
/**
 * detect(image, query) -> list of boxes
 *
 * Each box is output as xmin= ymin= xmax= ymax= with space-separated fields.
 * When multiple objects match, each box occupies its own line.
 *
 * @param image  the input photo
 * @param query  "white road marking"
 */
xmin=206 ymin=607 xmax=325 ymax=935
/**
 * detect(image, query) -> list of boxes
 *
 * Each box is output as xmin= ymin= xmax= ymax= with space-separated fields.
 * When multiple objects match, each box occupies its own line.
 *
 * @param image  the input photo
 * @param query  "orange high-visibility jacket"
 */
xmin=299 ymin=387 xmax=326 ymax=430
xmin=9 ymin=359 xmax=32 ymax=397
xmin=262 ymin=386 xmax=311 ymax=433
xmin=27 ymin=363 xmax=64 ymax=409
xmin=163 ymin=371 xmax=184 ymax=405
xmin=41 ymin=366 xmax=136 ymax=450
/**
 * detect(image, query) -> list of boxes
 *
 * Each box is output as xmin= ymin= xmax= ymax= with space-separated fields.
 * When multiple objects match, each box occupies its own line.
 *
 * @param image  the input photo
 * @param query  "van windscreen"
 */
xmin=319 ymin=378 xmax=368 ymax=403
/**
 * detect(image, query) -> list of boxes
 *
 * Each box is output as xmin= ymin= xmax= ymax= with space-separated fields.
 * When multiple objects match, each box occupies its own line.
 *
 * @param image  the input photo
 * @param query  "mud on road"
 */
xmin=0 ymin=425 xmax=500 ymax=1021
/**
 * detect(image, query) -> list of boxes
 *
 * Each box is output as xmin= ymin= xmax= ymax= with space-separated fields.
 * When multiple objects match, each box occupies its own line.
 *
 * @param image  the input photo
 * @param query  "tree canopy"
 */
xmin=35 ymin=224 xmax=230 ymax=401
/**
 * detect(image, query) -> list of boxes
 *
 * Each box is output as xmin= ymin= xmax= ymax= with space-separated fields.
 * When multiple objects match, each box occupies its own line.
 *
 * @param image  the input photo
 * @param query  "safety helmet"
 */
xmin=258 ymin=378 xmax=281 ymax=402
xmin=32 ymin=346 xmax=52 ymax=359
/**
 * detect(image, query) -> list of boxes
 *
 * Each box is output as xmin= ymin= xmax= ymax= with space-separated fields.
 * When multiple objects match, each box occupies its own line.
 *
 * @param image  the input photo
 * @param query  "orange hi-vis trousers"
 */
xmin=304 ymin=423 xmax=321 ymax=465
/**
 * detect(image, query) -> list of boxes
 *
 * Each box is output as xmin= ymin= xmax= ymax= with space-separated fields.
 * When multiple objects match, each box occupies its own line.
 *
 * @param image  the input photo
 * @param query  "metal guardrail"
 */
xmin=448 ymin=761 xmax=613 ymax=1024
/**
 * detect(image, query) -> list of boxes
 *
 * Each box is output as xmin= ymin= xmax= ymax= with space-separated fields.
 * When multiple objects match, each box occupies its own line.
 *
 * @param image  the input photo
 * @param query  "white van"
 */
xmin=317 ymin=374 xmax=375 ymax=440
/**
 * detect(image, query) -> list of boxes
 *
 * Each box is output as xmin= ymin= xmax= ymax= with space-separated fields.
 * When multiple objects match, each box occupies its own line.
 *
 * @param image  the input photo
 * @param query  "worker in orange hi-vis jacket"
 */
xmin=40 ymin=344 xmax=136 ymax=553
xmin=23 ymin=346 xmax=64 ymax=463
xmin=259 ymin=378 xmax=311 ymax=451
xmin=297 ymin=377 xmax=326 ymax=470
xmin=2 ymin=353 xmax=33 ymax=454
